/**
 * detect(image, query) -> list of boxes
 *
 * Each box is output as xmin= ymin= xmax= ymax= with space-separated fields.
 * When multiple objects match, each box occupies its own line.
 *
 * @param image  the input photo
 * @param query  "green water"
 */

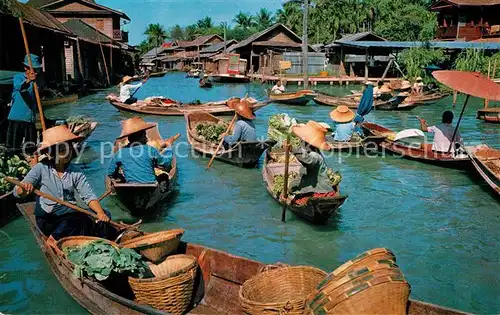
xmin=1 ymin=72 xmax=499 ymax=314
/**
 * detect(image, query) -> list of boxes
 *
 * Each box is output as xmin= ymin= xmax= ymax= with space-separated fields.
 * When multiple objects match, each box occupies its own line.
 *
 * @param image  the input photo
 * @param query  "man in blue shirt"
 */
xmin=223 ymin=100 xmax=257 ymax=147
xmin=108 ymin=117 xmax=173 ymax=184
xmin=330 ymin=105 xmax=358 ymax=142
xmin=7 ymin=54 xmax=42 ymax=149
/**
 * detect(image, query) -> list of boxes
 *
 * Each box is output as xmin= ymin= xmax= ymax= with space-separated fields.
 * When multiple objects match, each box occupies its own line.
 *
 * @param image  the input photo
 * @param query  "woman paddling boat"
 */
xmin=118 ymin=75 xmax=147 ymax=105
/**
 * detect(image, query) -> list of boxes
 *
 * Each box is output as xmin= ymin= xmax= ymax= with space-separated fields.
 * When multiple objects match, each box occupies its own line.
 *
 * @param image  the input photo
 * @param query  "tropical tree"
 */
xmin=197 ymin=17 xmax=214 ymax=29
xmin=137 ymin=39 xmax=153 ymax=55
xmin=184 ymin=24 xmax=200 ymax=41
xmin=255 ymin=8 xmax=274 ymax=30
xmin=144 ymin=23 xmax=167 ymax=49
xmin=275 ymin=1 xmax=302 ymax=35
xmin=169 ymin=24 xmax=184 ymax=40
xmin=233 ymin=12 xmax=255 ymax=29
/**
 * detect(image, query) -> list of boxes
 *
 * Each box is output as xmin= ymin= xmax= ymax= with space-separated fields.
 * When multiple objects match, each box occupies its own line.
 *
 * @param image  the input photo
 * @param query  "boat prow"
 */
xmin=468 ymin=145 xmax=500 ymax=197
xmin=269 ymin=90 xmax=317 ymax=105
xmin=476 ymin=107 xmax=500 ymax=123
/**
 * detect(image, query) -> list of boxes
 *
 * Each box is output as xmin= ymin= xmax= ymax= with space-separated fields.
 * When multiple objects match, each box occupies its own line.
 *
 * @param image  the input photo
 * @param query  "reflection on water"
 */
xmin=1 ymin=73 xmax=499 ymax=314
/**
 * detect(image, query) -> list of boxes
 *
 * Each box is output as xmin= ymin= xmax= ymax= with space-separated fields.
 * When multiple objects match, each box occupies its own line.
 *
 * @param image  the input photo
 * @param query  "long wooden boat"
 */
xmin=199 ymin=80 xmax=213 ymax=88
xmin=210 ymin=73 xmax=250 ymax=83
xmin=262 ymin=150 xmax=347 ymax=224
xmin=109 ymin=98 xmax=267 ymax=117
xmin=43 ymin=118 xmax=98 ymax=149
xmin=326 ymin=135 xmax=386 ymax=153
xmin=148 ymin=70 xmax=168 ymax=77
xmin=105 ymin=124 xmax=177 ymax=216
xmin=42 ymin=94 xmax=78 ymax=107
xmin=469 ymin=145 xmax=500 ymax=197
xmin=314 ymin=93 xmax=415 ymax=111
xmin=269 ymin=90 xmax=317 ymax=105
xmin=17 ymin=201 xmax=469 ymax=315
xmin=477 ymin=107 xmax=500 ymax=123
xmin=403 ymin=92 xmax=449 ymax=105
xmin=185 ymin=112 xmax=275 ymax=167
xmin=362 ymin=122 xmax=471 ymax=169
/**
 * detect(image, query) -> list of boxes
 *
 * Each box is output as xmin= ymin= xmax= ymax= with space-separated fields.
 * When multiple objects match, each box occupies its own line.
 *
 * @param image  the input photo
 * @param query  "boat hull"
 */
xmin=42 ymin=94 xmax=78 ymax=107
xmin=469 ymin=146 xmax=500 ymax=197
xmin=269 ymin=91 xmax=317 ymax=106
xmin=326 ymin=135 xmax=386 ymax=153
xmin=210 ymin=74 xmax=250 ymax=83
xmin=477 ymin=108 xmax=500 ymax=123
xmin=149 ymin=71 xmax=168 ymax=77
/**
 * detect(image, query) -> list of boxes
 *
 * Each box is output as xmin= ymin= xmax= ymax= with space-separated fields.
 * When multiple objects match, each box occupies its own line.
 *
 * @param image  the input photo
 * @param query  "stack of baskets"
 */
xmin=305 ymin=248 xmax=411 ymax=314
xmin=121 ymin=229 xmax=185 ymax=263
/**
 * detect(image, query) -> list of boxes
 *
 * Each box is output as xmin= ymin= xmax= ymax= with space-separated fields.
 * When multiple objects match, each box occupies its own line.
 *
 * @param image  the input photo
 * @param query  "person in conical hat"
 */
xmin=400 ymin=80 xmax=411 ymax=90
xmin=412 ymin=76 xmax=424 ymax=95
xmin=223 ymin=99 xmax=257 ymax=148
xmin=287 ymin=120 xmax=334 ymax=196
xmin=330 ymin=105 xmax=358 ymax=142
xmin=119 ymin=75 xmax=147 ymax=105
xmin=107 ymin=117 xmax=173 ymax=184
xmin=14 ymin=125 xmax=113 ymax=240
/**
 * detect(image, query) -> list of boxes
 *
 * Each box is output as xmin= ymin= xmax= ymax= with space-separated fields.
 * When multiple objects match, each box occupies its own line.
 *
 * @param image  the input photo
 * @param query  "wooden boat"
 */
xmin=402 ymin=91 xmax=448 ymax=105
xmin=44 ymin=118 xmax=98 ymax=149
xmin=269 ymin=90 xmax=318 ymax=105
xmin=262 ymin=150 xmax=347 ymax=224
xmin=148 ymin=70 xmax=168 ymax=78
xmin=477 ymin=107 xmax=500 ymax=123
xmin=185 ymin=112 xmax=275 ymax=167
xmin=326 ymin=135 xmax=386 ymax=153
xmin=109 ymin=98 xmax=267 ymax=117
xmin=210 ymin=73 xmax=250 ymax=83
xmin=469 ymin=145 xmax=500 ymax=196
xmin=199 ymin=80 xmax=213 ymax=88
xmin=17 ymin=201 xmax=469 ymax=315
xmin=314 ymin=93 xmax=415 ymax=111
xmin=42 ymin=94 xmax=78 ymax=107
xmin=362 ymin=122 xmax=471 ymax=169
xmin=105 ymin=124 xmax=177 ymax=216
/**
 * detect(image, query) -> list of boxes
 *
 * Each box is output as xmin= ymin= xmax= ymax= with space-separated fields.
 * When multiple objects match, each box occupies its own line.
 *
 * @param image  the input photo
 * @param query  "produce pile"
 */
xmin=268 ymin=114 xmax=301 ymax=149
xmin=64 ymin=240 xmax=151 ymax=281
xmin=327 ymin=168 xmax=343 ymax=187
xmin=195 ymin=121 xmax=228 ymax=143
xmin=271 ymin=172 xmax=299 ymax=196
xmin=66 ymin=115 xmax=92 ymax=125
xmin=0 ymin=154 xmax=30 ymax=195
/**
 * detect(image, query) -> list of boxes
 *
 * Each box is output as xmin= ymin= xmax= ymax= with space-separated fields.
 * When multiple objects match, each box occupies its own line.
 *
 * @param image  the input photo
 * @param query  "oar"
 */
xmin=206 ymin=114 xmax=238 ymax=169
xmin=6 ymin=177 xmax=132 ymax=230
xmin=98 ymin=188 xmax=112 ymax=201
xmin=281 ymin=134 xmax=291 ymax=222
xmin=18 ymin=18 xmax=46 ymax=131
xmin=162 ymin=133 xmax=181 ymax=148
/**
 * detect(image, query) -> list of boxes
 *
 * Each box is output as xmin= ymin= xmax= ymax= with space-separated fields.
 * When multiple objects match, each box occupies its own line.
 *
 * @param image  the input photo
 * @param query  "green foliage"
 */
xmin=267 ymin=114 xmax=301 ymax=149
xmin=227 ymin=27 xmax=259 ymax=41
xmin=233 ymin=11 xmax=256 ymax=29
xmin=327 ymin=169 xmax=343 ymax=187
xmin=272 ymin=172 xmax=298 ymax=196
xmin=0 ymin=154 xmax=30 ymax=194
xmin=67 ymin=115 xmax=92 ymax=125
xmin=197 ymin=17 xmax=214 ymax=29
xmin=64 ymin=241 xmax=151 ymax=281
xmin=454 ymin=49 xmax=488 ymax=74
xmin=137 ymin=39 xmax=153 ymax=55
xmin=169 ymin=24 xmax=184 ymax=41
xmin=275 ymin=1 xmax=303 ymax=35
xmin=144 ymin=23 xmax=168 ymax=48
xmin=399 ymin=47 xmax=447 ymax=81
xmin=255 ymin=8 xmax=275 ymax=31
xmin=195 ymin=122 xmax=228 ymax=143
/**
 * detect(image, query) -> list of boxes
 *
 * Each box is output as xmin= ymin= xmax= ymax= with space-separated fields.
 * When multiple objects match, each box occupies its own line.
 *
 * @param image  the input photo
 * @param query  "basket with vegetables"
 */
xmin=268 ymin=114 xmax=302 ymax=150
xmin=271 ymin=172 xmax=299 ymax=196
xmin=327 ymin=168 xmax=343 ymax=187
xmin=194 ymin=121 xmax=228 ymax=143
xmin=0 ymin=153 xmax=30 ymax=196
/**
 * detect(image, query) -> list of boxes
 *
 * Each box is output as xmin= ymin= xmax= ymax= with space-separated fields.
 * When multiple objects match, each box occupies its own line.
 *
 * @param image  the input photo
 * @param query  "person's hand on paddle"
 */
xmin=96 ymin=211 xmax=110 ymax=223
xmin=141 ymin=78 xmax=148 ymax=84
xmin=17 ymin=182 xmax=34 ymax=196
xmin=415 ymin=116 xmax=429 ymax=131
xmin=89 ymin=200 xmax=110 ymax=223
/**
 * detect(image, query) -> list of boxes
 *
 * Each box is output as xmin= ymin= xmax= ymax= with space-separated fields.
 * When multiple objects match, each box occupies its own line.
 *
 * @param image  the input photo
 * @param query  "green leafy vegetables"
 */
xmin=66 ymin=115 xmax=92 ymax=125
xmin=0 ymin=154 xmax=30 ymax=194
xmin=327 ymin=169 xmax=342 ymax=187
xmin=271 ymin=172 xmax=299 ymax=196
xmin=195 ymin=121 xmax=228 ymax=143
xmin=63 ymin=240 xmax=151 ymax=281
xmin=268 ymin=114 xmax=301 ymax=149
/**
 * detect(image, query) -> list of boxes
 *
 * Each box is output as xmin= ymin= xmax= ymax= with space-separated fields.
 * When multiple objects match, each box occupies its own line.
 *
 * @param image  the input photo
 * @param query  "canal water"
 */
xmin=1 ymin=72 xmax=499 ymax=314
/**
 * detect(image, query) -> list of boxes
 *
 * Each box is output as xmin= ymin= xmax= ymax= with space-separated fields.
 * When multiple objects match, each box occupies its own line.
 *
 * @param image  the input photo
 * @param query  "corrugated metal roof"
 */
xmin=200 ymin=40 xmax=238 ymax=53
xmin=182 ymin=34 xmax=223 ymax=48
xmin=253 ymin=40 xmax=303 ymax=48
xmin=325 ymin=32 xmax=386 ymax=48
xmin=229 ymin=23 xmax=303 ymax=52
xmin=338 ymin=40 xmax=500 ymax=50
xmin=63 ymin=19 xmax=118 ymax=46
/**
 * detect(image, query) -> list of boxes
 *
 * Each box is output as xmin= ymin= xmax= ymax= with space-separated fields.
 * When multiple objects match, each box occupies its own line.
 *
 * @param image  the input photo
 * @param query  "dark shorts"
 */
xmin=124 ymin=97 xmax=137 ymax=105
xmin=6 ymin=120 xmax=37 ymax=150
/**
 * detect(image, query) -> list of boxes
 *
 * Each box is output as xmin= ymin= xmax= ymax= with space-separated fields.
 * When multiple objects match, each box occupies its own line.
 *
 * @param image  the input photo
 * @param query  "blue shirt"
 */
xmin=107 ymin=144 xmax=173 ymax=183
xmin=223 ymin=119 xmax=257 ymax=145
xmin=8 ymin=73 xmax=36 ymax=122
xmin=333 ymin=122 xmax=355 ymax=142
xmin=14 ymin=162 xmax=98 ymax=217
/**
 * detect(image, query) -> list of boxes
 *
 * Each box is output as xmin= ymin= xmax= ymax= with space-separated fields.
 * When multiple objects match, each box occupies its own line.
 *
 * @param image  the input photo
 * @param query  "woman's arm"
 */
xmin=74 ymin=173 xmax=109 ymax=222
xmin=14 ymin=164 xmax=42 ymax=198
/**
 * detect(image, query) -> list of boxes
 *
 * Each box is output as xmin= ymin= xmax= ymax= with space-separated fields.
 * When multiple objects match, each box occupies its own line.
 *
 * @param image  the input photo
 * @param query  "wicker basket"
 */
xmin=307 ymin=274 xmax=410 ymax=314
xmin=327 ymin=248 xmax=395 ymax=281
xmin=121 ymin=229 xmax=184 ymax=263
xmin=128 ymin=254 xmax=197 ymax=314
xmin=239 ymin=266 xmax=327 ymax=315
xmin=57 ymin=236 xmax=119 ymax=252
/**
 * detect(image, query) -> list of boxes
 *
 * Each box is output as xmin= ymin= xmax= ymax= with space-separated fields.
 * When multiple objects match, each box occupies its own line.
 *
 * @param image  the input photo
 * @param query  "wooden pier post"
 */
xmin=364 ymin=48 xmax=369 ymax=81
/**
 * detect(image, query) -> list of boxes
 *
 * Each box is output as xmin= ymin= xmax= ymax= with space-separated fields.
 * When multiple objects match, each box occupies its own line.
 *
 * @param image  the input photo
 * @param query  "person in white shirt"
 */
xmin=417 ymin=111 xmax=464 ymax=153
xmin=271 ymin=81 xmax=286 ymax=94
xmin=412 ymin=77 xmax=424 ymax=95
xmin=119 ymin=76 xmax=145 ymax=104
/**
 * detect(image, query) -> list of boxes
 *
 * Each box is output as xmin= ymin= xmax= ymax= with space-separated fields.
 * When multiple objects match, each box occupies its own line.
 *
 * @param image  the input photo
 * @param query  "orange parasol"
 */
xmin=432 ymin=70 xmax=500 ymax=101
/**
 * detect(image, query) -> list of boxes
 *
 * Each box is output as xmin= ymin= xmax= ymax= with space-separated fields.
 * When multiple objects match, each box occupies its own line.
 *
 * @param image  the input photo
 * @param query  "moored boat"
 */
xmin=185 ymin=111 xmax=275 ymax=167
xmin=326 ymin=135 xmax=386 ymax=153
xmin=469 ymin=145 xmax=500 ymax=197
xmin=106 ymin=124 xmax=177 ymax=216
xmin=362 ymin=122 xmax=471 ymax=169
xmin=402 ymin=91 xmax=449 ymax=105
xmin=210 ymin=73 xmax=250 ymax=83
xmin=199 ymin=80 xmax=213 ymax=88
xmin=477 ymin=107 xmax=500 ymax=123
xmin=42 ymin=94 xmax=78 ymax=107
xmin=262 ymin=150 xmax=347 ymax=224
xmin=314 ymin=93 xmax=414 ymax=111
xmin=269 ymin=90 xmax=317 ymax=105
xmin=148 ymin=70 xmax=168 ymax=77
xmin=16 ymin=201 xmax=470 ymax=315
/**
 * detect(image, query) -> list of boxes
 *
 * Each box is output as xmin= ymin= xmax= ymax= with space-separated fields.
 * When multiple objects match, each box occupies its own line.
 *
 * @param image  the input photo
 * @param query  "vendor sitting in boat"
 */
xmin=107 ymin=117 xmax=173 ymax=183
xmin=13 ymin=125 xmax=111 ymax=240
xmin=223 ymin=100 xmax=257 ymax=148
xmin=412 ymin=77 xmax=424 ymax=95
xmin=417 ymin=111 xmax=464 ymax=153
xmin=119 ymin=76 xmax=146 ymax=105
xmin=271 ymin=81 xmax=286 ymax=94
xmin=330 ymin=106 xmax=359 ymax=142
xmin=289 ymin=121 xmax=333 ymax=195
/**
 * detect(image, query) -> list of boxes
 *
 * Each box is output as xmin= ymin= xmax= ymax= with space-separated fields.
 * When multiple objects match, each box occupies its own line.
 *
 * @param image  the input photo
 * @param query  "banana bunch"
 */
xmin=0 ymin=154 xmax=31 ymax=194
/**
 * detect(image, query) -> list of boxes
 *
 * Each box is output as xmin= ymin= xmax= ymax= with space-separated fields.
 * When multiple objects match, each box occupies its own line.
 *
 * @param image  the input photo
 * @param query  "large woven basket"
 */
xmin=326 ymin=248 xmax=395 ymax=281
xmin=57 ymin=236 xmax=119 ymax=252
xmin=121 ymin=229 xmax=184 ymax=263
xmin=128 ymin=254 xmax=197 ymax=314
xmin=239 ymin=266 xmax=327 ymax=315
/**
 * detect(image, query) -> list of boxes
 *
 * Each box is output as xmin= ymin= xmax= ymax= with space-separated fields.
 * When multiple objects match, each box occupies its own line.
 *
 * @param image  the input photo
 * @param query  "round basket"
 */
xmin=57 ymin=236 xmax=119 ymax=252
xmin=328 ymin=248 xmax=395 ymax=281
xmin=128 ymin=254 xmax=197 ymax=314
xmin=239 ymin=266 xmax=327 ymax=315
xmin=121 ymin=229 xmax=184 ymax=263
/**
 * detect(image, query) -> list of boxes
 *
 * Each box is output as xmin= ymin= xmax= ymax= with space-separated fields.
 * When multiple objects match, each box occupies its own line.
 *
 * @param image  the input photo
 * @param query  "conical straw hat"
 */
xmin=330 ymin=105 xmax=355 ymax=123
xmin=379 ymin=85 xmax=392 ymax=94
xmin=38 ymin=125 xmax=83 ymax=152
xmin=232 ymin=99 xmax=255 ymax=120
xmin=122 ymin=76 xmax=133 ymax=84
xmin=292 ymin=120 xmax=331 ymax=151
xmin=117 ymin=117 xmax=156 ymax=139
xmin=400 ymin=80 xmax=411 ymax=90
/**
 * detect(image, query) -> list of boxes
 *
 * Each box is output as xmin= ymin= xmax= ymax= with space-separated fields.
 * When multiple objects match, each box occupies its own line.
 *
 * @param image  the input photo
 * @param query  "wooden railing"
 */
xmin=436 ymin=25 xmax=487 ymax=41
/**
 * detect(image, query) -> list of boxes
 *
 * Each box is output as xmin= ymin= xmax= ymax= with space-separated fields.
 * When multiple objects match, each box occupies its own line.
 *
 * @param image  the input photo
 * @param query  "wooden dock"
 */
xmin=250 ymin=74 xmax=401 ymax=85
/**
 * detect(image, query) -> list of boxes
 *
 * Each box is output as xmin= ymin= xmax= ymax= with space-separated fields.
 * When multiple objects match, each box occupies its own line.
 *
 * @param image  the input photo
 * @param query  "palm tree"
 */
xmin=184 ymin=24 xmax=200 ymax=41
xmin=233 ymin=12 xmax=255 ymax=29
xmin=197 ymin=17 xmax=214 ymax=29
xmin=275 ymin=2 xmax=302 ymax=34
xmin=144 ymin=23 xmax=167 ymax=56
xmin=255 ymin=8 xmax=274 ymax=30
xmin=169 ymin=24 xmax=184 ymax=41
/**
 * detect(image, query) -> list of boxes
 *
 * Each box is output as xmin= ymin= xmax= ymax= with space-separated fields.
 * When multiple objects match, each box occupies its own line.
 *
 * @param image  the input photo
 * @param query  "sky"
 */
xmin=98 ymin=0 xmax=285 ymax=45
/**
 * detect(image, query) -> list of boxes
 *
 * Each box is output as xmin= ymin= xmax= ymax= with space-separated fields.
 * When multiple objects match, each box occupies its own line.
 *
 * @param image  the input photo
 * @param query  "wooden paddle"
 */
xmin=206 ymin=114 xmax=238 ymax=169
xmin=18 ymin=18 xmax=46 ymax=131
xmin=281 ymin=134 xmax=291 ymax=222
xmin=6 ymin=177 xmax=133 ymax=230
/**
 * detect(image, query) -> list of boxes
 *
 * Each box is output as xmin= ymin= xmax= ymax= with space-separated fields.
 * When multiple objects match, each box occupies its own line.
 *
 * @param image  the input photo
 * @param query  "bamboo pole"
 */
xmin=302 ymin=0 xmax=309 ymax=89
xmin=281 ymin=134 xmax=291 ymax=222
xmin=206 ymin=114 xmax=238 ymax=169
xmin=485 ymin=60 xmax=491 ymax=108
xmin=99 ymin=41 xmax=111 ymax=86
xmin=76 ymin=39 xmax=85 ymax=90
xmin=18 ymin=18 xmax=46 ymax=131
